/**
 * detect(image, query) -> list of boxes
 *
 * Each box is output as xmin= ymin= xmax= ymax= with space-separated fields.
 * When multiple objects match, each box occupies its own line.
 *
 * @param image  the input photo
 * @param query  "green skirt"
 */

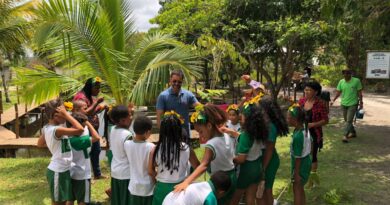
xmin=261 ymin=149 xmax=280 ymax=189
xmin=128 ymin=194 xmax=153 ymax=205
xmin=236 ymin=156 xmax=262 ymax=189
xmin=152 ymin=181 xmax=180 ymax=205
xmin=218 ymin=169 xmax=237 ymax=205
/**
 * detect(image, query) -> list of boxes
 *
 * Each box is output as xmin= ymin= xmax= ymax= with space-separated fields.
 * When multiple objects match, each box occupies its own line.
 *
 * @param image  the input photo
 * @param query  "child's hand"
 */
xmin=218 ymin=126 xmax=230 ymax=134
xmin=173 ymin=182 xmax=189 ymax=192
xmin=55 ymin=106 xmax=68 ymax=117
xmin=293 ymin=173 xmax=302 ymax=184
xmin=97 ymin=97 xmax=104 ymax=104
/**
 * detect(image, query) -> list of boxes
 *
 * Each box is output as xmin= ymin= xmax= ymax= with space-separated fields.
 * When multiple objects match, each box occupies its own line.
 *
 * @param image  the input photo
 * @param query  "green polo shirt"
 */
xmin=336 ymin=77 xmax=362 ymax=106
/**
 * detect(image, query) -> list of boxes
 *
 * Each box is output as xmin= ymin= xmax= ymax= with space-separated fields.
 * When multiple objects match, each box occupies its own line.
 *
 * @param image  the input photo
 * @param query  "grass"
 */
xmin=0 ymin=126 xmax=389 ymax=204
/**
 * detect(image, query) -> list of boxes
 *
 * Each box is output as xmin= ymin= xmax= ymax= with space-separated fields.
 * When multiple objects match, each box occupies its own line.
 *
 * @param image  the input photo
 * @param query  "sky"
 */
xmin=131 ymin=0 xmax=161 ymax=32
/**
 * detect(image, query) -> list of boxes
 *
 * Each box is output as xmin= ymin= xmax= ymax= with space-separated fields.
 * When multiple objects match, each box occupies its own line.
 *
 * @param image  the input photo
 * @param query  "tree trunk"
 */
xmin=204 ymin=60 xmax=210 ymax=89
xmin=0 ymin=66 xmax=11 ymax=103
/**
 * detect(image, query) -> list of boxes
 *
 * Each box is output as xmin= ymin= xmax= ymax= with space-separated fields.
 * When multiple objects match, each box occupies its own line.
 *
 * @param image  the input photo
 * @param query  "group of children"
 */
xmin=43 ymin=91 xmax=313 ymax=205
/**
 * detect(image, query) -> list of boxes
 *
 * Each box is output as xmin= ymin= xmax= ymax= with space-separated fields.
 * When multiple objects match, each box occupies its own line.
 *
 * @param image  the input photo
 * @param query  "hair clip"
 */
xmin=163 ymin=110 xmax=185 ymax=124
xmin=64 ymin=101 xmax=73 ymax=111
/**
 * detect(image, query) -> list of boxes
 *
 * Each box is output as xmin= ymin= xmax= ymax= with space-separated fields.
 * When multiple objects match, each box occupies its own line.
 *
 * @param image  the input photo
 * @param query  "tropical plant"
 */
xmin=15 ymin=0 xmax=202 ymax=105
xmin=0 ymin=0 xmax=36 ymax=103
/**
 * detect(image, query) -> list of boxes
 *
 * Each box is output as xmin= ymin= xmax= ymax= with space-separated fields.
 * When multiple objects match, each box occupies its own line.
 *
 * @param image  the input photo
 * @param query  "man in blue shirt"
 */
xmin=156 ymin=70 xmax=200 ymax=136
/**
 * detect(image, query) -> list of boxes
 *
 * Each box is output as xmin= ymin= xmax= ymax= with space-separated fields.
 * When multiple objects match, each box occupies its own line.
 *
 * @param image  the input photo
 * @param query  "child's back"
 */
xmin=70 ymin=126 xmax=91 ymax=180
xmin=206 ymin=133 xmax=235 ymax=174
xmin=110 ymin=126 xmax=132 ymax=179
xmin=125 ymin=139 xmax=155 ymax=196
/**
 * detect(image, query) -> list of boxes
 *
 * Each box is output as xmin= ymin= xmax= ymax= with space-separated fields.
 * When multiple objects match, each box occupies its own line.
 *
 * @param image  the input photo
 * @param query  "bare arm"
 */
xmin=293 ymin=158 xmax=302 ymax=183
xmin=55 ymin=106 xmax=84 ymax=138
xmin=189 ymin=149 xmax=200 ymax=169
xmin=218 ymin=126 xmax=240 ymax=138
xmin=148 ymin=148 xmax=157 ymax=183
xmin=86 ymin=121 xmax=101 ymax=143
xmin=85 ymin=97 xmax=104 ymax=115
xmin=174 ymin=147 xmax=213 ymax=192
xmin=233 ymin=154 xmax=247 ymax=165
xmin=330 ymin=90 xmax=341 ymax=106
xmin=156 ymin=109 xmax=164 ymax=129
xmin=358 ymin=90 xmax=363 ymax=109
xmin=37 ymin=134 xmax=47 ymax=148
xmin=262 ymin=141 xmax=275 ymax=170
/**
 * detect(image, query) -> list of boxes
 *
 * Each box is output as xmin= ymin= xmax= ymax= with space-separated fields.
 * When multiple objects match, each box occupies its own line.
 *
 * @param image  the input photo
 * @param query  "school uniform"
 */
xmin=261 ymin=123 xmax=280 ymax=189
xmin=44 ymin=124 xmax=73 ymax=202
xmin=162 ymin=181 xmax=218 ymax=205
xmin=152 ymin=143 xmax=191 ymax=205
xmin=110 ymin=126 xmax=133 ymax=205
xmin=205 ymin=133 xmax=236 ymax=204
xmin=69 ymin=127 xmax=92 ymax=203
xmin=124 ymin=140 xmax=155 ymax=205
xmin=291 ymin=129 xmax=312 ymax=185
xmin=236 ymin=131 xmax=264 ymax=189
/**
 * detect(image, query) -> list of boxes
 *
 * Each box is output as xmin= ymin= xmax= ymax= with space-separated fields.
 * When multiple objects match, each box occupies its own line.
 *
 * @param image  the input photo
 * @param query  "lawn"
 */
xmin=0 ymin=125 xmax=389 ymax=204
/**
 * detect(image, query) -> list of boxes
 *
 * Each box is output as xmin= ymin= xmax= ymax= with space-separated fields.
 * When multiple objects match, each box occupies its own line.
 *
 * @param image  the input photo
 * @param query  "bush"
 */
xmin=312 ymin=65 xmax=345 ymax=87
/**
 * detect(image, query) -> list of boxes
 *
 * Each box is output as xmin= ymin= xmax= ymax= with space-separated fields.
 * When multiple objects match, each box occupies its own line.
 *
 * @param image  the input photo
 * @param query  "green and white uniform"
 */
xmin=162 ymin=181 xmax=218 ymax=205
xmin=236 ymin=132 xmax=264 ymax=189
xmin=261 ymin=123 xmax=280 ymax=189
xmin=69 ymin=127 xmax=92 ymax=203
xmin=125 ymin=140 xmax=155 ymax=205
xmin=44 ymin=124 xmax=72 ymax=202
xmin=153 ymin=143 xmax=191 ymax=205
xmin=205 ymin=133 xmax=236 ymax=204
xmin=291 ymin=129 xmax=312 ymax=185
xmin=110 ymin=126 xmax=132 ymax=205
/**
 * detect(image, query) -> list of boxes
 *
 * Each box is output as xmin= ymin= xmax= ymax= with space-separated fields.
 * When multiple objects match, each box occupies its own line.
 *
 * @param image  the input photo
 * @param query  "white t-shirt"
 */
xmin=205 ymin=133 xmax=235 ymax=175
xmin=70 ymin=127 xmax=92 ymax=180
xmin=110 ymin=126 xmax=132 ymax=179
xmin=44 ymin=124 xmax=73 ymax=172
xmin=124 ymin=140 xmax=155 ymax=196
xmin=155 ymin=143 xmax=190 ymax=183
xmin=162 ymin=181 xmax=217 ymax=205
xmin=226 ymin=120 xmax=240 ymax=132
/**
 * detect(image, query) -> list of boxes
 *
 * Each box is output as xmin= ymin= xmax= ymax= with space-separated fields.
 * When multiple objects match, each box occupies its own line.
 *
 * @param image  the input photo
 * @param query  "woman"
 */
xmin=298 ymin=81 xmax=328 ymax=187
xmin=73 ymin=77 xmax=106 ymax=180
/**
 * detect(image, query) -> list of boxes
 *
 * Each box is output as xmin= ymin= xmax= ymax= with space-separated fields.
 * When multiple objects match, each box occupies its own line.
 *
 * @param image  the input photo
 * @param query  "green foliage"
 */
xmin=323 ymin=189 xmax=342 ymax=204
xmin=197 ymin=89 xmax=228 ymax=102
xmin=15 ymin=0 xmax=202 ymax=106
xmin=312 ymin=65 xmax=344 ymax=87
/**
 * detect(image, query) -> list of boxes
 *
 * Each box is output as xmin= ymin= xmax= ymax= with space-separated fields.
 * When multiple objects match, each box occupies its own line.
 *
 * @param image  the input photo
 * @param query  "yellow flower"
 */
xmin=64 ymin=102 xmax=73 ymax=111
xmin=226 ymin=104 xmax=239 ymax=112
xmin=190 ymin=112 xmax=199 ymax=123
xmin=95 ymin=77 xmax=102 ymax=83
xmin=288 ymin=103 xmax=300 ymax=112
xmin=164 ymin=110 xmax=185 ymax=124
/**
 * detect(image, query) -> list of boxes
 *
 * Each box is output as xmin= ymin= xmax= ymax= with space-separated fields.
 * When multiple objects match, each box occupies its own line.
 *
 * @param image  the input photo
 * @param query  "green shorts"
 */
xmin=128 ymin=194 xmax=153 ymax=205
xmin=236 ymin=156 xmax=262 ymax=189
xmin=46 ymin=169 xmax=72 ymax=202
xmin=111 ymin=178 xmax=130 ymax=205
xmin=152 ymin=181 xmax=180 ymax=205
xmin=291 ymin=155 xmax=312 ymax=185
xmin=70 ymin=179 xmax=91 ymax=203
xmin=218 ymin=169 xmax=237 ymax=205
xmin=262 ymin=150 xmax=280 ymax=189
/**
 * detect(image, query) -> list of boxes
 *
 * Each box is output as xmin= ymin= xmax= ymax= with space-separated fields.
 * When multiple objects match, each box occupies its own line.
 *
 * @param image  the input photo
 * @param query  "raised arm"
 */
xmin=86 ymin=121 xmax=101 ymax=143
xmin=55 ymin=106 xmax=84 ymax=138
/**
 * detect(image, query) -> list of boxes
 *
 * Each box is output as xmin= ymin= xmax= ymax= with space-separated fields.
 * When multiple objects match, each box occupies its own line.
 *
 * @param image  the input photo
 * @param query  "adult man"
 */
xmin=331 ymin=69 xmax=363 ymax=143
xmin=156 ymin=70 xmax=200 ymax=136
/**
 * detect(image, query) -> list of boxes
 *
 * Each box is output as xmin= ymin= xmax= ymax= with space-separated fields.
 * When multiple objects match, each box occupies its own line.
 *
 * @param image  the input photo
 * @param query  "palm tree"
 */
xmin=0 ymin=0 xmax=35 ymax=103
xmin=15 ymin=0 xmax=202 ymax=105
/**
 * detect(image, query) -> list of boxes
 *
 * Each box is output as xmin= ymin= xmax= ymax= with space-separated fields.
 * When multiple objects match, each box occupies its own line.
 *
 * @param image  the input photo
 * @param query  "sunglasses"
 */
xmin=172 ymin=80 xmax=183 ymax=85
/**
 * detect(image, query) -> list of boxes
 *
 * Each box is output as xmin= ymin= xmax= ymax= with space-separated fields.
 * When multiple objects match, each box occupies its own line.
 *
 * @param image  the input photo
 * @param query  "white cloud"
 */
xmin=130 ymin=0 xmax=161 ymax=32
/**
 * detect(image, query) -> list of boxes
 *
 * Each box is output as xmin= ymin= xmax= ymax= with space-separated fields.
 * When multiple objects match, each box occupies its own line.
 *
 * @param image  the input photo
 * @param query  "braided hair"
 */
xmin=153 ymin=114 xmax=188 ymax=174
xmin=260 ymin=96 xmax=289 ymax=136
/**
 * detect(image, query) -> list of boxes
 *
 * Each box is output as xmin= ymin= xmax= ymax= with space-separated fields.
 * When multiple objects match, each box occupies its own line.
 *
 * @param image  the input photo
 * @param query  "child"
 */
xmin=229 ymin=100 xmax=269 ymax=205
xmin=226 ymin=104 xmax=240 ymax=132
xmin=124 ymin=116 xmax=155 ymax=205
xmin=43 ymin=99 xmax=84 ymax=205
xmin=257 ymin=96 xmax=289 ymax=205
xmin=287 ymin=105 xmax=312 ymax=205
xmin=163 ymin=171 xmax=232 ymax=205
xmin=148 ymin=111 xmax=200 ymax=205
xmin=174 ymin=104 xmax=236 ymax=205
xmin=67 ymin=112 xmax=101 ymax=205
xmin=109 ymin=105 xmax=133 ymax=205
